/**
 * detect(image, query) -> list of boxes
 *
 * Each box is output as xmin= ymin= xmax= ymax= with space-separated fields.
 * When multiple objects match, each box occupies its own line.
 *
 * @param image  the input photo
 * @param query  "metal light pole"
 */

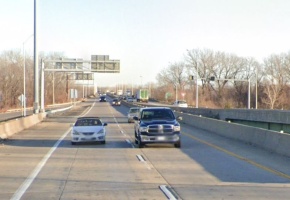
xmin=23 ymin=34 xmax=33 ymax=117
xmin=33 ymin=0 xmax=39 ymax=113
xmin=196 ymin=66 xmax=199 ymax=108
xmin=255 ymin=66 xmax=258 ymax=109
xmin=52 ymin=72 xmax=55 ymax=104
xmin=40 ymin=60 xmax=45 ymax=112
xmin=248 ymin=79 xmax=251 ymax=109
xmin=175 ymin=84 xmax=178 ymax=102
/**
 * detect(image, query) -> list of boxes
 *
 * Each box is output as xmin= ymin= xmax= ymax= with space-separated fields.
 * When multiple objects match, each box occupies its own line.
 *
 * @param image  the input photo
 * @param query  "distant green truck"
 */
xmin=136 ymin=89 xmax=149 ymax=103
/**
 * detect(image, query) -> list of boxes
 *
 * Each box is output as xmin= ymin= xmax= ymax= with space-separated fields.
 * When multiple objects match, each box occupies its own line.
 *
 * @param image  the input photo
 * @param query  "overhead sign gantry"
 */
xmin=38 ymin=55 xmax=120 ymax=112
xmin=43 ymin=55 xmax=120 ymax=73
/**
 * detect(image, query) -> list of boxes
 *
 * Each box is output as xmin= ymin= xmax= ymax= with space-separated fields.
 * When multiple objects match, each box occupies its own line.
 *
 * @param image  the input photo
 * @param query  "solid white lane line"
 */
xmin=11 ymin=129 xmax=71 ymax=200
xmin=11 ymin=101 xmax=96 ymax=200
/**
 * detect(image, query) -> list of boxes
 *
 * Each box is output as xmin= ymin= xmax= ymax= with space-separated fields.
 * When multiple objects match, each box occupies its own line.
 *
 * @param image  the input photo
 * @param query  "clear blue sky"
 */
xmin=1 ymin=0 xmax=290 ymax=87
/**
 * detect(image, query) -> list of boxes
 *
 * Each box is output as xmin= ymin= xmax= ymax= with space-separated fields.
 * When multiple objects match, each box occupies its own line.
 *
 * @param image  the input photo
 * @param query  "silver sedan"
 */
xmin=71 ymin=117 xmax=107 ymax=145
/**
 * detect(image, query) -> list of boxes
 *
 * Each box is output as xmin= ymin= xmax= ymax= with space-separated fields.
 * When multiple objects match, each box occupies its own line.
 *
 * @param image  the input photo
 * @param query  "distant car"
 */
xmin=99 ymin=96 xmax=106 ymax=102
xmin=173 ymin=100 xmax=188 ymax=107
xmin=126 ymin=97 xmax=134 ymax=102
xmin=71 ymin=117 xmax=107 ymax=145
xmin=112 ymin=98 xmax=121 ymax=106
xmin=127 ymin=107 xmax=140 ymax=123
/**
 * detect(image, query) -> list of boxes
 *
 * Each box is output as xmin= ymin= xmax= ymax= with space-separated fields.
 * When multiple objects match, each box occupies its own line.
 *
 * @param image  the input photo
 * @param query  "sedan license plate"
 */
xmin=81 ymin=137 xmax=93 ymax=141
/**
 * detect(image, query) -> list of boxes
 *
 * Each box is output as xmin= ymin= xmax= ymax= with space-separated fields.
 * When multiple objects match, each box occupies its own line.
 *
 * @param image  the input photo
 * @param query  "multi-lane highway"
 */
xmin=1 ymin=97 xmax=290 ymax=199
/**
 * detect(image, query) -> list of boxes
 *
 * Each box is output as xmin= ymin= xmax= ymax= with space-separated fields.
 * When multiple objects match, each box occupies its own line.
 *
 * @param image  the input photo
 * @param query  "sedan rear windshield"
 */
xmin=75 ymin=119 xmax=102 ymax=126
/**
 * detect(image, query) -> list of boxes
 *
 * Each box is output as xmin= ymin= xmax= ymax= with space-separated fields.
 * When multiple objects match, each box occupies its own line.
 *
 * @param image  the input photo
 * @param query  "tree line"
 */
xmin=1 ymin=48 xmax=290 ymax=111
xmin=0 ymin=50 xmax=73 ymax=112
xmin=155 ymin=48 xmax=290 ymax=109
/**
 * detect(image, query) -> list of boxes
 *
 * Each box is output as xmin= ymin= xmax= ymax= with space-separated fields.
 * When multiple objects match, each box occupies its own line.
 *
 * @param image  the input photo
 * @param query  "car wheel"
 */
xmin=71 ymin=142 xmax=76 ymax=145
xmin=174 ymin=141 xmax=181 ymax=148
xmin=101 ymin=140 xmax=106 ymax=144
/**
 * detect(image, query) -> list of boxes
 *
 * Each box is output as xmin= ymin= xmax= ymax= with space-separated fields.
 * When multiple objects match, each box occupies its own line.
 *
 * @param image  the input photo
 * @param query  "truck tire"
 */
xmin=174 ymin=141 xmax=181 ymax=148
xmin=138 ymin=141 xmax=144 ymax=148
xmin=138 ymin=136 xmax=144 ymax=148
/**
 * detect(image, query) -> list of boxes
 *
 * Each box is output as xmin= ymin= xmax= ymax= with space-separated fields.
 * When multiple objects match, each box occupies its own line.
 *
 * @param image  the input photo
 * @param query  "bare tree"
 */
xmin=186 ymin=49 xmax=248 ymax=107
xmin=0 ymin=51 xmax=23 ymax=109
xmin=186 ymin=49 xmax=217 ymax=90
xmin=262 ymin=54 xmax=289 ymax=109
xmin=41 ymin=52 xmax=69 ymax=104
xmin=156 ymin=62 xmax=188 ymax=102
xmin=231 ymin=57 xmax=259 ymax=108
xmin=0 ymin=50 xmax=71 ymax=111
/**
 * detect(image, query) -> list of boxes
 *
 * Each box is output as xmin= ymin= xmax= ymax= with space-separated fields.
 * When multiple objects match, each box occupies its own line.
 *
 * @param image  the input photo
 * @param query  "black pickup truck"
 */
xmin=133 ymin=107 xmax=182 ymax=148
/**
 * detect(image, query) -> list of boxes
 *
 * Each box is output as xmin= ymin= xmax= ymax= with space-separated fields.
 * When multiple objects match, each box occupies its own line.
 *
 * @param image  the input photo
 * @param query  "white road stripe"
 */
xmin=11 ymin=129 xmax=71 ymax=200
xmin=136 ymin=154 xmax=146 ymax=162
xmin=11 ymin=101 xmax=95 ymax=200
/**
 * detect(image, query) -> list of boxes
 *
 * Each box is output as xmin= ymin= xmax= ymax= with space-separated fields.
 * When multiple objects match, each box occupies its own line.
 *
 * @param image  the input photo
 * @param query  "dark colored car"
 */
xmin=133 ymin=107 xmax=182 ymax=148
xmin=99 ymin=96 xmax=106 ymax=102
xmin=112 ymin=98 xmax=121 ymax=106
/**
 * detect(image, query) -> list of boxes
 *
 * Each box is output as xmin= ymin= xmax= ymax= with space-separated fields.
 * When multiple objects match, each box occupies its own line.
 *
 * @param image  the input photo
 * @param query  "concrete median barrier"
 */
xmin=0 ymin=113 xmax=47 ymax=139
xmin=0 ymin=104 xmax=75 ymax=139
xmin=177 ymin=112 xmax=290 ymax=158
xmin=109 ymin=100 xmax=290 ymax=158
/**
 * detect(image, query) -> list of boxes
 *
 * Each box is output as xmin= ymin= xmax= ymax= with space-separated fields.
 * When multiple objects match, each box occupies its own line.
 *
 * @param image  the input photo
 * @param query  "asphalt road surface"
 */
xmin=1 ymin=97 xmax=290 ymax=200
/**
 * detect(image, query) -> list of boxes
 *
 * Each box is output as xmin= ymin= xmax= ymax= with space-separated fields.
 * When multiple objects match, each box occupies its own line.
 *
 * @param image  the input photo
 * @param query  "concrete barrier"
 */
xmin=0 ymin=113 xmax=47 ymax=139
xmin=121 ymin=101 xmax=290 ymax=157
xmin=0 ymin=104 xmax=74 ymax=139
xmin=177 ymin=112 xmax=290 ymax=158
